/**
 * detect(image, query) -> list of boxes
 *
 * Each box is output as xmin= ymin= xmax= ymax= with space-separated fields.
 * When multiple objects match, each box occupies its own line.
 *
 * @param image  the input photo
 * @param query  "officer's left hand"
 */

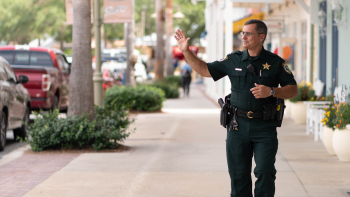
xmin=250 ymin=83 xmax=271 ymax=99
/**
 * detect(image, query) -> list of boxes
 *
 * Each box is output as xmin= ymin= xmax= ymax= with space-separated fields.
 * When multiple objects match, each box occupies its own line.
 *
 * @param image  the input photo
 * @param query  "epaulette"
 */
xmin=267 ymin=51 xmax=283 ymax=60
xmin=228 ymin=51 xmax=242 ymax=56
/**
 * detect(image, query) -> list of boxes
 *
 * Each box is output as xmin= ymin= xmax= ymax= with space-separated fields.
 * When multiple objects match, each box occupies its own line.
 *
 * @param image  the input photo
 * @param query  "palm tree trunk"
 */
xmin=155 ymin=0 xmax=164 ymax=81
xmin=124 ymin=0 xmax=136 ymax=87
xmin=165 ymin=0 xmax=173 ymax=76
xmin=68 ymin=0 xmax=94 ymax=119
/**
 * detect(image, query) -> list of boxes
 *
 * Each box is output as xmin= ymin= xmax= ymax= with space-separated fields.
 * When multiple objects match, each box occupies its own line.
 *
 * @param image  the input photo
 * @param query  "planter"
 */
xmin=332 ymin=129 xmax=350 ymax=162
xmin=290 ymin=101 xmax=307 ymax=124
xmin=322 ymin=126 xmax=336 ymax=155
xmin=284 ymin=100 xmax=291 ymax=119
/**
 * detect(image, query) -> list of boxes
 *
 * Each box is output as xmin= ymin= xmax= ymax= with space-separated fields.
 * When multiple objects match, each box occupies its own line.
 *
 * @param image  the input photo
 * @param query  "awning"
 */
xmin=233 ymin=12 xmax=265 ymax=34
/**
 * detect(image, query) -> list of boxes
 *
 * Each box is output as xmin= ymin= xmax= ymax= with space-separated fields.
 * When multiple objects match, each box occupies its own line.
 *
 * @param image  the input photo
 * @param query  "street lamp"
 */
xmin=151 ymin=5 xmax=184 ymax=18
xmin=173 ymin=6 xmax=184 ymax=18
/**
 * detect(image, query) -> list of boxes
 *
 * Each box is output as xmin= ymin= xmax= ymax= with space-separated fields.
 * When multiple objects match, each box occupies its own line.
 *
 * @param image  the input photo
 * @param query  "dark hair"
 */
xmin=244 ymin=19 xmax=268 ymax=43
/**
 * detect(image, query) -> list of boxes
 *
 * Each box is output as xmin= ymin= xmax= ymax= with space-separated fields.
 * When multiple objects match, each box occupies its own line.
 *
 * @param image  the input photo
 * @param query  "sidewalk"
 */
xmin=1 ymin=84 xmax=349 ymax=197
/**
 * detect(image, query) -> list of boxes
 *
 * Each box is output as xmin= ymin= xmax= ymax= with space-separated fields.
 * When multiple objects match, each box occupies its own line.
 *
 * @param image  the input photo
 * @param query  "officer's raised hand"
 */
xmin=173 ymin=29 xmax=211 ymax=77
xmin=250 ymin=83 xmax=271 ymax=99
xmin=174 ymin=29 xmax=190 ymax=53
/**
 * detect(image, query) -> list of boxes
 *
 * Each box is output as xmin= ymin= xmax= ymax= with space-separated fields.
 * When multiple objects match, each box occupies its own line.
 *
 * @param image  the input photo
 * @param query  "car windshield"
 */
xmin=101 ymin=53 xmax=126 ymax=63
xmin=0 ymin=50 xmax=54 ymax=66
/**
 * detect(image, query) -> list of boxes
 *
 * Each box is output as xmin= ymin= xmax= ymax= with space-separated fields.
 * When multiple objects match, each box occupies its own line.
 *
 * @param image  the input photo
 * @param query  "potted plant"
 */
xmin=289 ymin=81 xmax=315 ymax=124
xmin=332 ymin=102 xmax=350 ymax=161
xmin=320 ymin=102 xmax=336 ymax=155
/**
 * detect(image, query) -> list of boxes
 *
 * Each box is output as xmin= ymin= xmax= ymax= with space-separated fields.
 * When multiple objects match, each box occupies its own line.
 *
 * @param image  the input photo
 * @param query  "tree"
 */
xmin=173 ymin=0 xmax=205 ymax=46
xmin=154 ymin=0 xmax=164 ymax=81
xmin=0 ymin=0 xmax=72 ymax=49
xmin=68 ymin=0 xmax=94 ymax=119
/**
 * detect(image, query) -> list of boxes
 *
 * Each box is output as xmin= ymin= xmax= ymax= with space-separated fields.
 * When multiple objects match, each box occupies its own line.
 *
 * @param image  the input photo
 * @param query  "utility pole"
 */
xmin=165 ymin=0 xmax=173 ymax=76
xmin=124 ymin=0 xmax=136 ymax=87
xmin=93 ymin=0 xmax=103 ymax=106
xmin=155 ymin=0 xmax=164 ymax=81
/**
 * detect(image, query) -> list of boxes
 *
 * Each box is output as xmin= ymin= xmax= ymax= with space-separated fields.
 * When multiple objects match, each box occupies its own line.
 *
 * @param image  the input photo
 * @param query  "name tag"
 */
xmin=235 ymin=68 xmax=242 ymax=71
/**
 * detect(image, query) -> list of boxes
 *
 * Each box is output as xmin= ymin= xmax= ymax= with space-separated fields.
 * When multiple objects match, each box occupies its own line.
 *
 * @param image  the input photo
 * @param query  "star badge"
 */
xmin=262 ymin=62 xmax=271 ymax=70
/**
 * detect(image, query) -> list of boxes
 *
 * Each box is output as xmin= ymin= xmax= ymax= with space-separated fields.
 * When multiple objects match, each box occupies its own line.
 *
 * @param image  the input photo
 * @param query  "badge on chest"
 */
xmin=262 ymin=62 xmax=271 ymax=70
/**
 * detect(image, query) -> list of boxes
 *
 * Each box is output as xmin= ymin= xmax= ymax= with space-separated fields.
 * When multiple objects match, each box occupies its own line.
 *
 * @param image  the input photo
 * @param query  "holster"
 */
xmin=275 ymin=99 xmax=285 ymax=127
xmin=218 ymin=94 xmax=231 ymax=128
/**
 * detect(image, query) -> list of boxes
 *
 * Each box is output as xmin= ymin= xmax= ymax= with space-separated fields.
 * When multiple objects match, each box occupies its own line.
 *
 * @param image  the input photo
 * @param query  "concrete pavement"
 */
xmin=18 ymin=84 xmax=350 ymax=197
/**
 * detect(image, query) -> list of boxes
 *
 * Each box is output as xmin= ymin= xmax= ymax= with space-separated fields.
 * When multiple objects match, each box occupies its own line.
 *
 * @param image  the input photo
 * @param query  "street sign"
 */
xmin=264 ymin=20 xmax=284 ymax=33
xmin=103 ymin=0 xmax=132 ymax=24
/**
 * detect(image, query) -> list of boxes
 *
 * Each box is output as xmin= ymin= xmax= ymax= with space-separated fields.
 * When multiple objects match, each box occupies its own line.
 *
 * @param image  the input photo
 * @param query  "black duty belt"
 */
xmin=236 ymin=108 xmax=262 ymax=119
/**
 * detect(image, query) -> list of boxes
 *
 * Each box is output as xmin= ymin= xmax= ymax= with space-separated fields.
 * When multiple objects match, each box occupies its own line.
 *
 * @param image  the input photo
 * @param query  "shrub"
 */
xmin=164 ymin=75 xmax=181 ymax=87
xmin=149 ymin=82 xmax=179 ymax=98
xmin=333 ymin=102 xmax=350 ymax=130
xmin=28 ymin=106 xmax=134 ymax=152
xmin=289 ymin=81 xmax=315 ymax=103
xmin=105 ymin=85 xmax=166 ymax=111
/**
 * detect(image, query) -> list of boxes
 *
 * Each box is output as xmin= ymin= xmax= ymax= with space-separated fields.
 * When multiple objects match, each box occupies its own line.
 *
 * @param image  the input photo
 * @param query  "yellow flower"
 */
xmin=311 ymin=97 xmax=314 ymax=100
xmin=327 ymin=111 xmax=330 ymax=117
xmin=324 ymin=122 xmax=326 ymax=125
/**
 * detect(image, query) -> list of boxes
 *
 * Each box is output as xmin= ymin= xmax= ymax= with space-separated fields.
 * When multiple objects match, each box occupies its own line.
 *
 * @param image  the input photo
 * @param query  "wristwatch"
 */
xmin=270 ymin=87 xmax=275 ymax=96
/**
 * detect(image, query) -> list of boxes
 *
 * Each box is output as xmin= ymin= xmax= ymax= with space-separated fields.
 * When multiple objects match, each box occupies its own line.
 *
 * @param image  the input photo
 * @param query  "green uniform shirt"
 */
xmin=207 ymin=47 xmax=296 ymax=112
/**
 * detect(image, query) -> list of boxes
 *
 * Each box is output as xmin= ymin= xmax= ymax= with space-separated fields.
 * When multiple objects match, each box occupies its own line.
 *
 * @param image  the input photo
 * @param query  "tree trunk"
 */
xmin=68 ymin=0 xmax=94 ymax=119
xmin=59 ymin=26 xmax=65 ymax=51
xmin=124 ymin=0 xmax=136 ymax=87
xmin=165 ymin=0 xmax=173 ymax=76
xmin=155 ymin=0 xmax=164 ymax=81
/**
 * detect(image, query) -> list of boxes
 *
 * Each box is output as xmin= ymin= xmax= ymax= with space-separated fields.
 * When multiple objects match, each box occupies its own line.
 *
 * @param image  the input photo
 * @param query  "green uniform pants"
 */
xmin=226 ymin=116 xmax=278 ymax=197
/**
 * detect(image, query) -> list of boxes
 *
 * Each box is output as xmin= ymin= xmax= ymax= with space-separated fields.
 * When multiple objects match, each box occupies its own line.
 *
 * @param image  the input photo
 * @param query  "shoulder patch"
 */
xmin=282 ymin=62 xmax=292 ymax=74
xmin=219 ymin=56 xmax=228 ymax=62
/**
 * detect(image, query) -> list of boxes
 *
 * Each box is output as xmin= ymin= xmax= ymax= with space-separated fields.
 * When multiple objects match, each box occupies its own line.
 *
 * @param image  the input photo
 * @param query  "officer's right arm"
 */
xmin=183 ymin=50 xmax=211 ymax=77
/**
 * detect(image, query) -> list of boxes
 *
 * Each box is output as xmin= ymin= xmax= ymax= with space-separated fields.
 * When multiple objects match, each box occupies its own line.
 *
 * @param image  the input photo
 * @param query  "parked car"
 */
xmin=0 ymin=56 xmax=31 ymax=151
xmin=0 ymin=45 xmax=71 ymax=111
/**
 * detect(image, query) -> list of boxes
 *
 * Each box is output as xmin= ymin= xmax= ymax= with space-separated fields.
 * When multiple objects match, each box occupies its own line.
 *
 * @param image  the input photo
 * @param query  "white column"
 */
xmin=217 ymin=1 xmax=224 ymax=98
xmin=224 ymin=0 xmax=232 ymax=55
xmin=306 ymin=17 xmax=311 ymax=83
xmin=224 ymin=0 xmax=233 ymax=97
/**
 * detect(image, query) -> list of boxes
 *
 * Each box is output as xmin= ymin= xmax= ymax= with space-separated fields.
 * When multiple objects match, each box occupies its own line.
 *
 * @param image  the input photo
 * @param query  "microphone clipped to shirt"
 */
xmin=247 ymin=64 xmax=261 ymax=84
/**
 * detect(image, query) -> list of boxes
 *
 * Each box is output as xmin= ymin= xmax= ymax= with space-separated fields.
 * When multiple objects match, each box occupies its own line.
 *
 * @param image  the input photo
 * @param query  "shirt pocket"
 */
xmin=230 ymin=70 xmax=247 ymax=89
xmin=258 ymin=72 xmax=273 ymax=87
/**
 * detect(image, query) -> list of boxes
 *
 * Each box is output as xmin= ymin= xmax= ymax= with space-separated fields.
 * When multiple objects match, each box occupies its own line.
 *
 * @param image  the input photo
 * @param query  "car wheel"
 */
xmin=13 ymin=106 xmax=29 ymax=142
xmin=0 ymin=111 xmax=7 ymax=151
xmin=52 ymin=95 xmax=59 ymax=111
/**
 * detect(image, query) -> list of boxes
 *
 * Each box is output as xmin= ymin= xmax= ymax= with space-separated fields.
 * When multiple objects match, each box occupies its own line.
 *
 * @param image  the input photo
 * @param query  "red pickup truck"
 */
xmin=0 ymin=46 xmax=70 ymax=111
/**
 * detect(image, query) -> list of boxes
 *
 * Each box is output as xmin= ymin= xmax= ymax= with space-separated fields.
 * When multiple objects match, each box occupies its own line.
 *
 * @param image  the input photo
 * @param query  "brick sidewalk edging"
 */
xmin=0 ymin=153 xmax=79 ymax=197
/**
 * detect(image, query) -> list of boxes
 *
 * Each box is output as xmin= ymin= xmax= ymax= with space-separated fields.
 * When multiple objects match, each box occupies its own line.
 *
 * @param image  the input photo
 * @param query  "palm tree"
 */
xmin=68 ymin=0 xmax=94 ymax=119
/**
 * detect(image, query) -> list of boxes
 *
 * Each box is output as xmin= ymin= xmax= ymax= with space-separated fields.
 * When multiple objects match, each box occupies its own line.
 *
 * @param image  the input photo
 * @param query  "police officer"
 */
xmin=174 ymin=19 xmax=298 ymax=197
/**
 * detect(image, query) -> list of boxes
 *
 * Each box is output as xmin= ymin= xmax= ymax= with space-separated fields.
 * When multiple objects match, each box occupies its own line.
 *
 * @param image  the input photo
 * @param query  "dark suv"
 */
xmin=0 ymin=56 xmax=31 ymax=151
